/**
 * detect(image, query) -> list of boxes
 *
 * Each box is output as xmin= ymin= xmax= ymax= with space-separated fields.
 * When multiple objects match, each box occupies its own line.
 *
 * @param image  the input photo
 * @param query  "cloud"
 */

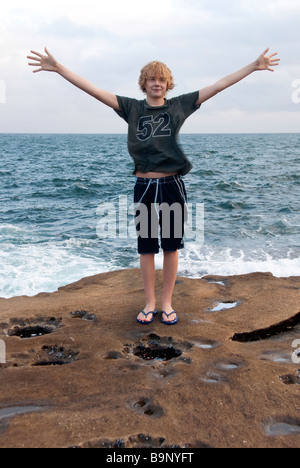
xmin=1 ymin=0 xmax=299 ymax=133
xmin=41 ymin=18 xmax=99 ymax=38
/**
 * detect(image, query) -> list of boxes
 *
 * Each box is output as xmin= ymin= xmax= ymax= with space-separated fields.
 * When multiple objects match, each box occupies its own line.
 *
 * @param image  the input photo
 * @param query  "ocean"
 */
xmin=0 ymin=133 xmax=300 ymax=298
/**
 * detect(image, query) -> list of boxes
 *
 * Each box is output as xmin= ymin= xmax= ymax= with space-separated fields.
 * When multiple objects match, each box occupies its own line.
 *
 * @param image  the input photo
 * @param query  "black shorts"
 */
xmin=134 ymin=175 xmax=187 ymax=255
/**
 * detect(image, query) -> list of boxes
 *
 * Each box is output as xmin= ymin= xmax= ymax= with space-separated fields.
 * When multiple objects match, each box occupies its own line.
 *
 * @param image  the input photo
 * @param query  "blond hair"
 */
xmin=138 ymin=61 xmax=175 ymax=94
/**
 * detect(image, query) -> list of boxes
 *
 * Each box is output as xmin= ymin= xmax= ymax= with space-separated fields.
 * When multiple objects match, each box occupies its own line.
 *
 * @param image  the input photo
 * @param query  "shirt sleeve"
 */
xmin=114 ymin=96 xmax=135 ymax=123
xmin=171 ymin=91 xmax=201 ymax=119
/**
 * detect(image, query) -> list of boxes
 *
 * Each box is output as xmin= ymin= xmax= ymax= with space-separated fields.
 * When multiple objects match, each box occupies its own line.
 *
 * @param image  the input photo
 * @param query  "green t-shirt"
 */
xmin=115 ymin=91 xmax=200 ymax=175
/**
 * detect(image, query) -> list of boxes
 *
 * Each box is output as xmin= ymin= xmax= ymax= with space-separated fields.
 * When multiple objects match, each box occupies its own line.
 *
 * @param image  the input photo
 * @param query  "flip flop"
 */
xmin=137 ymin=310 xmax=158 ymax=325
xmin=161 ymin=311 xmax=178 ymax=326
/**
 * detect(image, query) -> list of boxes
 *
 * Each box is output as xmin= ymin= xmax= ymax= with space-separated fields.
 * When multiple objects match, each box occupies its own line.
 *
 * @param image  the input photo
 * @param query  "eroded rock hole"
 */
xmin=9 ymin=326 xmax=53 ymax=339
xmin=208 ymin=301 xmax=240 ymax=313
xmin=132 ymin=398 xmax=164 ymax=418
xmin=133 ymin=344 xmax=182 ymax=361
xmin=33 ymin=345 xmax=79 ymax=366
xmin=71 ymin=310 xmax=95 ymax=321
xmin=127 ymin=334 xmax=187 ymax=362
xmin=280 ymin=372 xmax=300 ymax=386
xmin=264 ymin=418 xmax=300 ymax=437
xmin=8 ymin=318 xmax=62 ymax=339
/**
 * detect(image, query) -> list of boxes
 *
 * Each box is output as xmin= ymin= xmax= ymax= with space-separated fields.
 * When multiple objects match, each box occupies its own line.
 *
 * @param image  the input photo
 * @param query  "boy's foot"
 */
xmin=137 ymin=310 xmax=158 ymax=324
xmin=161 ymin=311 xmax=178 ymax=326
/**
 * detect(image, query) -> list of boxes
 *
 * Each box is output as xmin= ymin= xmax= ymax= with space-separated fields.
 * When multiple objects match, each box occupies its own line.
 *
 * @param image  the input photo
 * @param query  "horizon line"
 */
xmin=1 ymin=132 xmax=299 ymax=136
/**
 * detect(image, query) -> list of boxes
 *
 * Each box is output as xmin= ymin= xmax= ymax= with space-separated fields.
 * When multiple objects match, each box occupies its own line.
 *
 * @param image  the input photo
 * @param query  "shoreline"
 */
xmin=0 ymin=269 xmax=300 ymax=448
xmin=1 ymin=264 xmax=300 ymax=301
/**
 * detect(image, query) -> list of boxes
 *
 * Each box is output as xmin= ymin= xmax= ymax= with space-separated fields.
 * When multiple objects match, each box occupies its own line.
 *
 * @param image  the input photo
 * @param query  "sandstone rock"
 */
xmin=0 ymin=270 xmax=299 ymax=448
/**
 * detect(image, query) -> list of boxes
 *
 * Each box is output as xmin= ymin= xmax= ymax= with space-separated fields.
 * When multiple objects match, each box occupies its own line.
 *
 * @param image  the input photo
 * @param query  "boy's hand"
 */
xmin=27 ymin=47 xmax=59 ymax=73
xmin=256 ymin=47 xmax=280 ymax=72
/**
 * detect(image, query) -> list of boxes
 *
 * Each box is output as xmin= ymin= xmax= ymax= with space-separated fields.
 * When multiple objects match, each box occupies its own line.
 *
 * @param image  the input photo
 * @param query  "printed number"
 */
xmin=137 ymin=116 xmax=152 ymax=141
xmin=155 ymin=113 xmax=171 ymax=138
xmin=137 ymin=113 xmax=171 ymax=141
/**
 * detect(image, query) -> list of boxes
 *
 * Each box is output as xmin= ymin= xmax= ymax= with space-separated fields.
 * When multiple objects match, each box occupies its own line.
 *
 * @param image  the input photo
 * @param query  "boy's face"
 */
xmin=144 ymin=76 xmax=168 ymax=101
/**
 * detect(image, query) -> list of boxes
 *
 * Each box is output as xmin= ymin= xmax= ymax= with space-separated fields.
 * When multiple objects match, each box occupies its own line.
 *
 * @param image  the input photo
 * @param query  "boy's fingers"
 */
xmin=30 ymin=50 xmax=43 ymax=58
xmin=27 ymin=56 xmax=41 ymax=61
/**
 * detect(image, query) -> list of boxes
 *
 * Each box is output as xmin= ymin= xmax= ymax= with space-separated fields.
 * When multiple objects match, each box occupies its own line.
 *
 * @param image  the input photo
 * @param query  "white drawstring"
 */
xmin=173 ymin=176 xmax=187 ymax=204
xmin=137 ymin=176 xmax=185 ymax=220
xmin=136 ymin=178 xmax=152 ymax=206
xmin=154 ymin=179 xmax=160 ymax=219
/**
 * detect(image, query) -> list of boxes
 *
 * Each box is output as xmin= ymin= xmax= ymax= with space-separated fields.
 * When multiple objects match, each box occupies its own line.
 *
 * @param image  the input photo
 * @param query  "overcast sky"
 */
xmin=1 ymin=0 xmax=300 ymax=133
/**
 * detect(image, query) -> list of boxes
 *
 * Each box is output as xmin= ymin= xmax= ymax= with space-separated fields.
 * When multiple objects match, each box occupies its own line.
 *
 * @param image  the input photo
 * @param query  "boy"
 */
xmin=28 ymin=47 xmax=280 ymax=325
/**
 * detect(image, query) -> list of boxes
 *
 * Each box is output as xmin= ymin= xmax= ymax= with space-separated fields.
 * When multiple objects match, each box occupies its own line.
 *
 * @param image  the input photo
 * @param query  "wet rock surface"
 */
xmin=0 ymin=270 xmax=300 ymax=448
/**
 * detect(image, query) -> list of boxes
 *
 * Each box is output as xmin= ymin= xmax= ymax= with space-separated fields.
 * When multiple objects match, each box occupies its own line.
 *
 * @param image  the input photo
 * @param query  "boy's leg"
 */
xmin=134 ymin=179 xmax=159 ymax=323
xmin=159 ymin=176 xmax=185 ymax=323
xmin=137 ymin=253 xmax=156 ymax=322
xmin=162 ymin=250 xmax=178 ymax=322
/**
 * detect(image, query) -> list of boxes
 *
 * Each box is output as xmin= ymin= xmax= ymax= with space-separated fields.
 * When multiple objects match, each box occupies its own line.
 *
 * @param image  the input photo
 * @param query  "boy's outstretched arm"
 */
xmin=28 ymin=47 xmax=120 ymax=111
xmin=196 ymin=48 xmax=280 ymax=106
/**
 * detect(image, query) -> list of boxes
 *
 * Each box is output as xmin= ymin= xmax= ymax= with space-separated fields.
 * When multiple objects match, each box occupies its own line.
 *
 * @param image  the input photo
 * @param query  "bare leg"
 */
xmin=162 ymin=250 xmax=178 ymax=322
xmin=137 ymin=254 xmax=156 ymax=322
